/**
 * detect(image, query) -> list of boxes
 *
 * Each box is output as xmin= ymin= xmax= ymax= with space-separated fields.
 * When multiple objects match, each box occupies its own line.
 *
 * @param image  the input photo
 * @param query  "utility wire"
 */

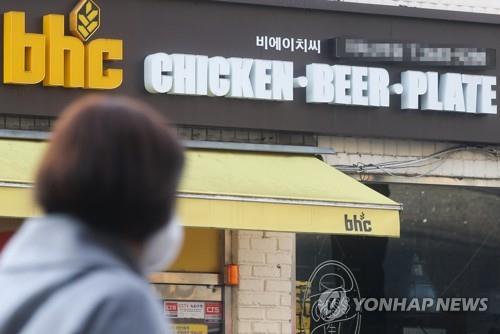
xmin=333 ymin=145 xmax=500 ymax=178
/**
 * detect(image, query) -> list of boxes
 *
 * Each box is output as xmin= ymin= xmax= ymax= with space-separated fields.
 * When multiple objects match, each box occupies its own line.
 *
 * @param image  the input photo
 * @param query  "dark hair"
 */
xmin=35 ymin=95 xmax=184 ymax=242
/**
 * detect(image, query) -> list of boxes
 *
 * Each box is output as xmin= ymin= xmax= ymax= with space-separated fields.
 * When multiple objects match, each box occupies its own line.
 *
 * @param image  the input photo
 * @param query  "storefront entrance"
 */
xmin=150 ymin=228 xmax=225 ymax=334
xmin=296 ymin=184 xmax=500 ymax=334
xmin=154 ymin=279 xmax=223 ymax=334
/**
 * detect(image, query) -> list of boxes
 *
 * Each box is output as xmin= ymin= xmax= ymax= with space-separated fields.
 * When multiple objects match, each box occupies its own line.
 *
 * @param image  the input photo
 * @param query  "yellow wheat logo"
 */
xmin=70 ymin=0 xmax=100 ymax=42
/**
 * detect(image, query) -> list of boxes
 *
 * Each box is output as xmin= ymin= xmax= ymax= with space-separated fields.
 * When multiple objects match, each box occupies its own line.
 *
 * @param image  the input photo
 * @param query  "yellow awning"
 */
xmin=0 ymin=140 xmax=401 ymax=237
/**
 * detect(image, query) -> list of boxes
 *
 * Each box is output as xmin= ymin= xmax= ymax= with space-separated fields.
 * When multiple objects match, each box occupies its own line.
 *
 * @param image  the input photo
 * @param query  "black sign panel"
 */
xmin=1 ymin=0 xmax=500 ymax=144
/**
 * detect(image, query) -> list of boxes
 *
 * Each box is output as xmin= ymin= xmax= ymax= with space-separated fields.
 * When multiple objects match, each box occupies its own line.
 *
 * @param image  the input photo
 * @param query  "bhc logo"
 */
xmin=344 ymin=212 xmax=372 ymax=233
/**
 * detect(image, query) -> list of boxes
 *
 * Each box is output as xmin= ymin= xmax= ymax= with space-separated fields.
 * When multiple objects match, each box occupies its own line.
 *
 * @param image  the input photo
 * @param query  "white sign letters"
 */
xmin=144 ymin=52 xmax=497 ymax=115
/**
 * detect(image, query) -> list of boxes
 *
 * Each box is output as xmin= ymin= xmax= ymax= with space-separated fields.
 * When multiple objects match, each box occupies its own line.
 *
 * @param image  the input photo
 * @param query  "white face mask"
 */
xmin=140 ymin=215 xmax=184 ymax=273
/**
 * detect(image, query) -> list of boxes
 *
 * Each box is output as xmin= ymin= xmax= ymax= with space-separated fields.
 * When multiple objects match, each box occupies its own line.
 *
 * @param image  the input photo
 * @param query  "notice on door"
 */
xmin=164 ymin=300 xmax=223 ymax=321
xmin=171 ymin=324 xmax=208 ymax=334
xmin=205 ymin=302 xmax=222 ymax=321
xmin=178 ymin=302 xmax=205 ymax=319
xmin=165 ymin=301 xmax=205 ymax=319
xmin=165 ymin=301 xmax=178 ymax=318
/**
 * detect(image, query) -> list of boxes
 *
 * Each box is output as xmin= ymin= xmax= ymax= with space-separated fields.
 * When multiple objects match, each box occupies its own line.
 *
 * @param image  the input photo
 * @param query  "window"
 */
xmin=297 ymin=184 xmax=500 ymax=334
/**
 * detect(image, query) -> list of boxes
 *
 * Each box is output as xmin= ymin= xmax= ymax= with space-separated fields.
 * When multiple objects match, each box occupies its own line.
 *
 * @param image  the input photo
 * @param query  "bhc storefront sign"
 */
xmin=0 ymin=0 xmax=499 ymax=144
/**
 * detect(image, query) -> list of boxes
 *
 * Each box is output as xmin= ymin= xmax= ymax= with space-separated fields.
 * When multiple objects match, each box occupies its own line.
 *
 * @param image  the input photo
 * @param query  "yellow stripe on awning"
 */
xmin=179 ymin=150 xmax=400 ymax=237
xmin=0 ymin=140 xmax=401 ymax=237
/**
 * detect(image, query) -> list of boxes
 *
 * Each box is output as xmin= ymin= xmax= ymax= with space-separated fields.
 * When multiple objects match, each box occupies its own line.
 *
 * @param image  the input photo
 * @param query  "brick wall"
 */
xmin=232 ymin=231 xmax=294 ymax=334
xmin=319 ymin=136 xmax=500 ymax=179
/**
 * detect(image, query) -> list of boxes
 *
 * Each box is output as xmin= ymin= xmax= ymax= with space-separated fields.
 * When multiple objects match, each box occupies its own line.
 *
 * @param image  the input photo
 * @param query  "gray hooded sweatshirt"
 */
xmin=0 ymin=215 xmax=170 ymax=334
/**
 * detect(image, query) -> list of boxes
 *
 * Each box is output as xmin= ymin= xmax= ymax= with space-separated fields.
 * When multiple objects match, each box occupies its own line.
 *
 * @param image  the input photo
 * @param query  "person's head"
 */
xmin=35 ymin=95 xmax=184 ymax=243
